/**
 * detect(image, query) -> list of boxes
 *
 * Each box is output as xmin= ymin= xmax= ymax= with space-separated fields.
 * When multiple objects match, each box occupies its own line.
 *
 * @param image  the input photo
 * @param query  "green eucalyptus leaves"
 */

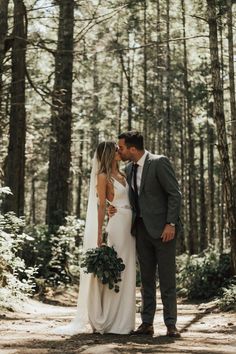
xmin=81 ymin=246 xmax=125 ymax=293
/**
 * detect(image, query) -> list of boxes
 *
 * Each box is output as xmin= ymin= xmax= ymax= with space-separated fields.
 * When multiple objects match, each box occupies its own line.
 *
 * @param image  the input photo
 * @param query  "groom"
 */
xmin=117 ymin=131 xmax=182 ymax=337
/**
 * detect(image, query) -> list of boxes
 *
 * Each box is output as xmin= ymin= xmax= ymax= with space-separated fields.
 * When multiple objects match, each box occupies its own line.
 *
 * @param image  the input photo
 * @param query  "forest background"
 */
xmin=0 ymin=0 xmax=235 ymax=310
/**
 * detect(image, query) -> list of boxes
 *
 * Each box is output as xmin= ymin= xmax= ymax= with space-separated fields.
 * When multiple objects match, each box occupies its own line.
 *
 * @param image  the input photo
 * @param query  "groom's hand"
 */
xmin=161 ymin=224 xmax=176 ymax=242
xmin=107 ymin=205 xmax=117 ymax=218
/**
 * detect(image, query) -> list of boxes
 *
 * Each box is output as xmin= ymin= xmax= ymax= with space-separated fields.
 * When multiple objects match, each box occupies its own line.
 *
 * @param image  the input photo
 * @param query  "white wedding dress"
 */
xmin=53 ymin=177 xmax=136 ymax=335
xmin=88 ymin=178 xmax=136 ymax=334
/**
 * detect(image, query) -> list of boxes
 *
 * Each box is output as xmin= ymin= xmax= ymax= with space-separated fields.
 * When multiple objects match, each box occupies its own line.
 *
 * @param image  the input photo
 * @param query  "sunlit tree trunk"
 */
xmin=199 ymin=135 xmax=207 ymax=251
xmin=155 ymin=0 xmax=165 ymax=153
xmin=181 ymin=0 xmax=198 ymax=254
xmin=143 ymin=0 xmax=148 ymax=142
xmin=119 ymin=38 xmax=133 ymax=131
xmin=207 ymin=0 xmax=236 ymax=274
xmin=76 ymin=130 xmax=84 ymax=218
xmin=90 ymin=52 xmax=99 ymax=156
xmin=0 ymin=0 xmax=9 ymax=125
xmin=165 ymin=0 xmax=171 ymax=156
xmin=227 ymin=0 xmax=236 ymax=196
xmin=118 ymin=68 xmax=123 ymax=134
xmin=207 ymin=116 xmax=215 ymax=246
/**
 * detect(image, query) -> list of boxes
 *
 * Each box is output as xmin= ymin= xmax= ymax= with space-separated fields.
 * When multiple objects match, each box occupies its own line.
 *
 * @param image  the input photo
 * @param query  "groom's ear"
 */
xmin=129 ymin=146 xmax=136 ymax=153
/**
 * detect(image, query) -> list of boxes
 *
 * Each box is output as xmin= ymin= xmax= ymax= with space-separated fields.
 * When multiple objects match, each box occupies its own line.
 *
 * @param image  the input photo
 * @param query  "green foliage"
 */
xmin=81 ymin=245 xmax=125 ymax=293
xmin=217 ymin=280 xmax=236 ymax=312
xmin=24 ymin=216 xmax=85 ymax=286
xmin=176 ymin=248 xmax=232 ymax=300
xmin=0 ymin=208 xmax=37 ymax=309
xmin=0 ymin=212 xmax=85 ymax=307
xmin=48 ymin=216 xmax=85 ymax=285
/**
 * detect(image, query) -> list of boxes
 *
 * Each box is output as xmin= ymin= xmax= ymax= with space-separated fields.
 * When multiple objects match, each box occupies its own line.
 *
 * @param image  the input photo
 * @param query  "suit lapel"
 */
xmin=125 ymin=162 xmax=135 ymax=208
xmin=126 ymin=162 xmax=133 ymax=187
xmin=139 ymin=153 xmax=152 ymax=195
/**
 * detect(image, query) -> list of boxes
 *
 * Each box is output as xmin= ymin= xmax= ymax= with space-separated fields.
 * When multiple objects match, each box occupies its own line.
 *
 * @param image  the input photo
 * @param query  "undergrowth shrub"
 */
xmin=176 ymin=247 xmax=232 ymax=300
xmin=0 ymin=208 xmax=37 ymax=309
xmin=24 ymin=216 xmax=85 ymax=287
xmin=48 ymin=216 xmax=85 ymax=285
xmin=217 ymin=280 xmax=236 ymax=311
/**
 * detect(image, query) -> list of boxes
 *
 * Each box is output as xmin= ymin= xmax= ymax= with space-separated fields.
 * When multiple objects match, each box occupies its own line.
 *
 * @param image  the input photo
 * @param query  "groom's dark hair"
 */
xmin=118 ymin=131 xmax=144 ymax=150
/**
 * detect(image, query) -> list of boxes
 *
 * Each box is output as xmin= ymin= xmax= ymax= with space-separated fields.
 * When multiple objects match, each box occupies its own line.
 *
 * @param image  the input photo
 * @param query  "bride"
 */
xmin=54 ymin=141 xmax=136 ymax=335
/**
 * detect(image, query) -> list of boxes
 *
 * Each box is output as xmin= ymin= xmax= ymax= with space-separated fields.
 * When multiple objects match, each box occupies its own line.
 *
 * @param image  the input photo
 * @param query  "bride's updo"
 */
xmin=96 ymin=141 xmax=117 ymax=180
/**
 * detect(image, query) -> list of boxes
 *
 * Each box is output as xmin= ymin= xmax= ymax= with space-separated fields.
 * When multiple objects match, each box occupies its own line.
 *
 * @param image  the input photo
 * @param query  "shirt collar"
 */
xmin=136 ymin=150 xmax=148 ymax=167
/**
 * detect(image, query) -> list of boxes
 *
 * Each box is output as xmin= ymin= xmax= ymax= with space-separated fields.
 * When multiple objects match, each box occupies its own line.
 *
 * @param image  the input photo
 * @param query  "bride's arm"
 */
xmin=97 ymin=173 xmax=107 ymax=247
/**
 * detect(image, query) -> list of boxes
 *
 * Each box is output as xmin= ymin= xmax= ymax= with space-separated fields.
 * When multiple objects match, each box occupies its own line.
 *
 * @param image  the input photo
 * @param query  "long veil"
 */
xmin=53 ymin=153 xmax=98 ymax=335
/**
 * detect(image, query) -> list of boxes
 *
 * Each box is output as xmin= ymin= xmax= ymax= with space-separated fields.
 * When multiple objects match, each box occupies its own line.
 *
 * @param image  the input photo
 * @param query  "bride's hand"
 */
xmin=107 ymin=205 xmax=117 ymax=218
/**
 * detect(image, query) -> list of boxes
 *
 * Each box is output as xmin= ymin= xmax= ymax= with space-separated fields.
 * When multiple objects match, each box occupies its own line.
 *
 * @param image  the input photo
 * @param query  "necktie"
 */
xmin=133 ymin=163 xmax=140 ymax=216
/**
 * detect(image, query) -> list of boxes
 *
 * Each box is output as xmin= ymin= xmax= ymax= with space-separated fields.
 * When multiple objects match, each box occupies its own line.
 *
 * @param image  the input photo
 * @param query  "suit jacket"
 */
xmin=125 ymin=152 xmax=182 ymax=239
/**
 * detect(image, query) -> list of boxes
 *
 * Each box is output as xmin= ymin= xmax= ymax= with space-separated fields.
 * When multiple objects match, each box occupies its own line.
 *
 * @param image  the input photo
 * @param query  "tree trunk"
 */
xmin=46 ymin=0 xmax=74 ymax=228
xmin=179 ymin=99 xmax=187 ymax=253
xmin=0 ymin=0 xmax=9 ymax=120
xmin=90 ymin=53 xmax=99 ymax=157
xmin=29 ymin=176 xmax=36 ymax=224
xmin=165 ymin=0 xmax=171 ymax=155
xmin=119 ymin=42 xmax=132 ymax=131
xmin=199 ymin=135 xmax=207 ymax=251
xmin=181 ymin=0 xmax=198 ymax=254
xmin=3 ymin=0 xmax=27 ymax=216
xmin=227 ymin=0 xmax=236 ymax=196
xmin=118 ymin=67 xmax=123 ymax=134
xmin=207 ymin=0 xmax=236 ymax=274
xmin=217 ymin=171 xmax=224 ymax=253
xmin=207 ymin=117 xmax=215 ymax=245
xmin=154 ymin=0 xmax=164 ymax=154
xmin=76 ymin=130 xmax=84 ymax=218
xmin=143 ymin=0 xmax=148 ymax=142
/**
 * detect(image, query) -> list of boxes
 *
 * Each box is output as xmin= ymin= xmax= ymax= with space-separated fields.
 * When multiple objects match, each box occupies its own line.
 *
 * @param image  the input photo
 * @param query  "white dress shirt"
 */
xmin=133 ymin=150 xmax=148 ymax=194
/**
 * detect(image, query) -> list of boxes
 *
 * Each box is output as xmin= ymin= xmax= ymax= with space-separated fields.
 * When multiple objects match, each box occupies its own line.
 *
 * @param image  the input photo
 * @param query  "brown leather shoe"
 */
xmin=131 ymin=322 xmax=154 ymax=335
xmin=166 ymin=325 xmax=181 ymax=338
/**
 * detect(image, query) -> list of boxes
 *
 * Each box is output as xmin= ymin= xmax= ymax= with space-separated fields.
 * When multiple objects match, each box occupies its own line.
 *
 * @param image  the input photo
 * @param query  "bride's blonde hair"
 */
xmin=96 ymin=141 xmax=118 ymax=181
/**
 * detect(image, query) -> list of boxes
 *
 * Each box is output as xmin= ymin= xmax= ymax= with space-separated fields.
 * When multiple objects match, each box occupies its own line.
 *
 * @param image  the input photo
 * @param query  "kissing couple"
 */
xmin=54 ymin=131 xmax=182 ymax=337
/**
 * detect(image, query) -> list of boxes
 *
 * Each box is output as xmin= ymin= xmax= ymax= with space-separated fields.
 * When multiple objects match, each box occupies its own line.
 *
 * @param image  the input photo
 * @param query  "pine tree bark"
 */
xmin=207 ymin=0 xmax=236 ymax=274
xmin=0 ymin=0 xmax=9 ymax=120
xmin=90 ymin=53 xmax=99 ymax=157
xmin=179 ymin=99 xmax=187 ymax=253
xmin=155 ymin=0 xmax=164 ymax=153
xmin=118 ymin=67 xmax=123 ymax=134
xmin=46 ymin=0 xmax=74 ymax=228
xmin=181 ymin=0 xmax=198 ymax=254
xmin=217 ymin=171 xmax=224 ymax=253
xmin=3 ymin=0 xmax=27 ymax=216
xmin=165 ymin=0 xmax=171 ymax=155
xmin=76 ymin=130 xmax=84 ymax=218
xmin=199 ymin=135 xmax=207 ymax=251
xmin=143 ymin=0 xmax=148 ymax=143
xmin=207 ymin=117 xmax=215 ymax=245
xmin=226 ymin=0 xmax=236 ymax=196
xmin=119 ymin=42 xmax=132 ymax=130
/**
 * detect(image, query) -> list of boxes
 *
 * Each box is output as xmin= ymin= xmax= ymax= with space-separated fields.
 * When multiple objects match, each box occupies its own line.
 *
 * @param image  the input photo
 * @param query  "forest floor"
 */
xmin=0 ymin=286 xmax=235 ymax=354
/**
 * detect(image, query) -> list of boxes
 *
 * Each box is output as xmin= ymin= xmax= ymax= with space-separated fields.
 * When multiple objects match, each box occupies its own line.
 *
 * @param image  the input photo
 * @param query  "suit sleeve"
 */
xmin=155 ymin=156 xmax=182 ymax=224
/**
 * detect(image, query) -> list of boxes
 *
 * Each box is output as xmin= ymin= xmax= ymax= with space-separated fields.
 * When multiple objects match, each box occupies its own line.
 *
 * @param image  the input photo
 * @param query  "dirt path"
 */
xmin=0 ymin=292 xmax=235 ymax=354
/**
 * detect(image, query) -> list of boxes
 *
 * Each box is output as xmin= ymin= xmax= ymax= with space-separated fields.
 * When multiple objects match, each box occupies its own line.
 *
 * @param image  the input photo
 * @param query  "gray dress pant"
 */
xmin=135 ymin=217 xmax=177 ymax=326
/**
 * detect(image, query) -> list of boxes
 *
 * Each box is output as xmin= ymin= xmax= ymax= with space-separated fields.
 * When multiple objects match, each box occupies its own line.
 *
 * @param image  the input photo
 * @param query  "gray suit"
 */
xmin=126 ymin=152 xmax=182 ymax=325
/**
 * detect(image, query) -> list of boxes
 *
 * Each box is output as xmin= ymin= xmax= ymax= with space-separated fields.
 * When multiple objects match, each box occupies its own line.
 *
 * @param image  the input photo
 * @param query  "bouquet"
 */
xmin=80 ymin=245 xmax=125 ymax=293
